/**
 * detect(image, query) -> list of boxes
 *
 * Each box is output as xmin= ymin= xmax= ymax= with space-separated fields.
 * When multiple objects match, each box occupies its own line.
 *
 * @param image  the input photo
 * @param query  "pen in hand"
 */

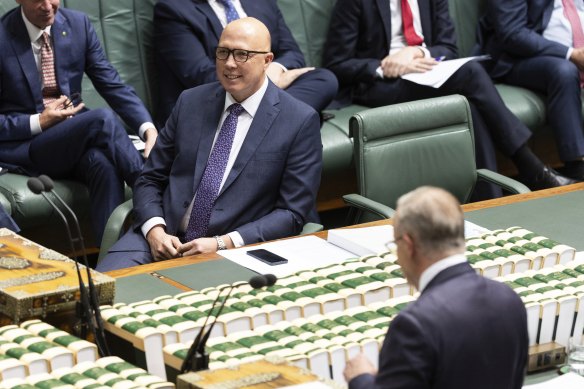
xmin=434 ymin=56 xmax=446 ymax=62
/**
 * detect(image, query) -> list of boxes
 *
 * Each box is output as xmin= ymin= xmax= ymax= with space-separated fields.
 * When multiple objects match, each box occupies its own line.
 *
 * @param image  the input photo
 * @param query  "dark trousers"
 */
xmin=502 ymin=56 xmax=584 ymax=162
xmin=17 ymin=108 xmax=143 ymax=243
xmin=354 ymin=61 xmax=532 ymax=198
xmin=285 ymin=68 xmax=339 ymax=112
xmin=0 ymin=204 xmax=19 ymax=232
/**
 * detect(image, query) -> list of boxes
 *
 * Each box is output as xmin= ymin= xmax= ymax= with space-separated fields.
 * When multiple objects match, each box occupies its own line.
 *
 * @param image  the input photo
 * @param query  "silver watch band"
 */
xmin=215 ymin=235 xmax=227 ymax=250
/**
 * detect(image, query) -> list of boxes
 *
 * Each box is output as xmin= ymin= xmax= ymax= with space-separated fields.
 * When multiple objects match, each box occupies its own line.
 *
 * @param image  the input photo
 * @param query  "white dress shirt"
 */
xmin=377 ymin=0 xmax=430 ymax=78
xmin=417 ymin=253 xmax=468 ymax=293
xmin=141 ymin=76 xmax=270 ymax=248
xmin=21 ymin=9 xmax=154 ymax=139
xmin=543 ymin=0 xmax=584 ymax=59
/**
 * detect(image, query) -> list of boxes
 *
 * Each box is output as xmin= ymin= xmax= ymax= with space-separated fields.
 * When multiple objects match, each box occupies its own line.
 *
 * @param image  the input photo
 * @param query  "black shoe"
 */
xmin=521 ymin=166 xmax=578 ymax=191
xmin=557 ymin=161 xmax=584 ymax=181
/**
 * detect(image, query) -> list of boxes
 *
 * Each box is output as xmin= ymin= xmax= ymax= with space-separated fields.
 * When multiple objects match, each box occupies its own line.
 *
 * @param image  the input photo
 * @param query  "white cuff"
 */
xmin=139 ymin=122 xmax=156 ymax=140
xmin=30 ymin=114 xmax=42 ymax=135
xmin=228 ymin=231 xmax=245 ymax=248
xmin=567 ymin=47 xmax=573 ymax=61
xmin=418 ymin=46 xmax=431 ymax=58
xmin=141 ymin=217 xmax=166 ymax=238
xmin=375 ymin=66 xmax=384 ymax=79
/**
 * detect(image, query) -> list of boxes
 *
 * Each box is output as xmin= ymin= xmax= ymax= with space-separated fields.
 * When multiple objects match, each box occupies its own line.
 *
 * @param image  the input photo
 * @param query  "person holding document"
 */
xmin=478 ymin=0 xmax=584 ymax=181
xmin=324 ymin=0 xmax=575 ymax=194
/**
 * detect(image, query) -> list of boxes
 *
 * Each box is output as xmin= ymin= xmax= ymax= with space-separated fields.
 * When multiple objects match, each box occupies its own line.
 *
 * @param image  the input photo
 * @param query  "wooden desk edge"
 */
xmin=106 ymin=183 xmax=584 ymax=280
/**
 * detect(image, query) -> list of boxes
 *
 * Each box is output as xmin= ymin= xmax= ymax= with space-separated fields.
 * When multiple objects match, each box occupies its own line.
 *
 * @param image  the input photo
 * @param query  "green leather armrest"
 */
xmin=300 ymin=222 xmax=324 ymax=235
xmin=342 ymin=193 xmax=396 ymax=219
xmin=477 ymin=169 xmax=531 ymax=195
xmin=98 ymin=199 xmax=134 ymax=263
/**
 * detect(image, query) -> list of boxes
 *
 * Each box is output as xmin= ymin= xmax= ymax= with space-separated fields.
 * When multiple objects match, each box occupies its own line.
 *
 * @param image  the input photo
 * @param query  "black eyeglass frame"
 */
xmin=215 ymin=47 xmax=269 ymax=63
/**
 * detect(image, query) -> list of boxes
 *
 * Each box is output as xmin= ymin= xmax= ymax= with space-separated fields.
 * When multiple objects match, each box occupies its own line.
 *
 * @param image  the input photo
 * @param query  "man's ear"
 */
xmin=264 ymin=52 xmax=274 ymax=66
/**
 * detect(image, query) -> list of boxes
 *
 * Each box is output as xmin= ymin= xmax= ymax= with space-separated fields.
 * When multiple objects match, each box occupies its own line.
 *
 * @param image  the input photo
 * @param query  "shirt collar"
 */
xmin=21 ymin=7 xmax=52 ymax=43
xmin=223 ymin=76 xmax=269 ymax=117
xmin=418 ymin=253 xmax=467 ymax=293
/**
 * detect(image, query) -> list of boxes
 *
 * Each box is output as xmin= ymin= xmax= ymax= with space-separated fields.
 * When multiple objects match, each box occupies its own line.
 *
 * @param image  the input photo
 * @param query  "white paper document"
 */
xmin=220 ymin=236 xmax=356 ymax=277
xmin=464 ymin=220 xmax=491 ymax=239
xmin=327 ymin=225 xmax=395 ymax=257
xmin=522 ymin=372 xmax=584 ymax=388
xmin=401 ymin=55 xmax=490 ymax=88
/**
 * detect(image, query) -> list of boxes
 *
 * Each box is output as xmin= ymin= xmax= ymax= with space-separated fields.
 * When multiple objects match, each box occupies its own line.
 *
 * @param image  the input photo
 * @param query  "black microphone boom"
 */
xmin=180 ymin=275 xmax=269 ymax=373
xmin=29 ymin=175 xmax=110 ymax=356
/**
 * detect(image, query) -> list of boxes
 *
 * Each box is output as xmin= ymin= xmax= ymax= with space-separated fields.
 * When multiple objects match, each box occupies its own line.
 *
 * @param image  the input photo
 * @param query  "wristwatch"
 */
xmin=214 ymin=235 xmax=227 ymax=250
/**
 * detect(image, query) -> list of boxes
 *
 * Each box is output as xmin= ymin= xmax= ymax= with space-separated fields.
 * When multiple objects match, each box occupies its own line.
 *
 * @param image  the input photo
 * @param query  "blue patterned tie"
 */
xmin=217 ymin=0 xmax=240 ymax=24
xmin=184 ymin=103 xmax=244 ymax=242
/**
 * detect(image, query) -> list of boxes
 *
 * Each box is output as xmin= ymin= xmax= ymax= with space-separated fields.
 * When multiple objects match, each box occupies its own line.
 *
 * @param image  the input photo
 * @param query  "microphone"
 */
xmin=26 ymin=177 xmax=94 ymax=338
xmin=29 ymin=175 xmax=110 ymax=356
xmin=180 ymin=274 xmax=270 ymax=373
xmin=264 ymin=274 xmax=277 ymax=287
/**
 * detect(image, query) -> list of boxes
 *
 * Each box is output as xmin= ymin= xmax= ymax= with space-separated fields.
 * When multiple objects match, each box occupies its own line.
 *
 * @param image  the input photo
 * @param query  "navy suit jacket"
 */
xmin=350 ymin=263 xmax=528 ymax=389
xmin=323 ymin=0 xmax=458 ymax=103
xmin=154 ymin=0 xmax=305 ymax=125
xmin=0 ymin=7 xmax=152 ymax=169
xmin=478 ymin=0 xmax=569 ymax=79
xmin=123 ymin=80 xmax=321 ymax=248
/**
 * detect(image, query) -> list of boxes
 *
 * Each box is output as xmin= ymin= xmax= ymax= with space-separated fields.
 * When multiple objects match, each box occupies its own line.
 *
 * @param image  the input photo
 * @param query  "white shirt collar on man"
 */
xmin=417 ymin=253 xmax=467 ymax=293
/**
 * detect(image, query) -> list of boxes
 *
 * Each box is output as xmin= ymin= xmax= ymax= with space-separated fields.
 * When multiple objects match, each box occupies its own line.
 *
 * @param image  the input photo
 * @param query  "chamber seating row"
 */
xmin=0 ymin=0 xmax=568 ymax=251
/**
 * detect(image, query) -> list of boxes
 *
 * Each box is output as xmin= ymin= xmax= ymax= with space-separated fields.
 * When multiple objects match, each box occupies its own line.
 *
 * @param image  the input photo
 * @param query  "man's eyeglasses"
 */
xmin=384 ymin=235 xmax=403 ymax=253
xmin=215 ymin=47 xmax=269 ymax=63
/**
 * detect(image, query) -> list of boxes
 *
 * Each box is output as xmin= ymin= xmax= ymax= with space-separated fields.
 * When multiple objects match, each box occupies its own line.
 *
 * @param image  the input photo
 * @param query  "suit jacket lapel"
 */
xmin=192 ymin=86 xmax=225 ymax=193
xmin=376 ymin=0 xmax=393 ymax=48
xmin=417 ymin=0 xmax=432 ymax=43
xmin=51 ymin=11 xmax=71 ymax=97
xmin=219 ymin=82 xmax=280 ymax=195
xmin=194 ymin=0 xmax=223 ymax=41
xmin=6 ymin=9 xmax=43 ymax=110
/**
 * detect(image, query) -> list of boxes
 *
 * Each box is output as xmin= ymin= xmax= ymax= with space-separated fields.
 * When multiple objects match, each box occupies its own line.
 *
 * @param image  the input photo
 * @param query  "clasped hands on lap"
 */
xmin=146 ymin=225 xmax=233 ymax=261
xmin=381 ymin=46 xmax=439 ymax=78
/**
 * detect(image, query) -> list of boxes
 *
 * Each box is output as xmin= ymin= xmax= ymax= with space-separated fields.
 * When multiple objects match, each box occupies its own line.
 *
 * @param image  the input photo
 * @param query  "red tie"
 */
xmin=401 ymin=0 xmax=423 ymax=46
xmin=562 ymin=0 xmax=584 ymax=85
xmin=40 ymin=32 xmax=60 ymax=107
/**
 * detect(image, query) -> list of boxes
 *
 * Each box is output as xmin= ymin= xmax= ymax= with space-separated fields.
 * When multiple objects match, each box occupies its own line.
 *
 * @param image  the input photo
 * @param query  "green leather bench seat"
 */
xmin=0 ymin=0 xmax=575 ymax=252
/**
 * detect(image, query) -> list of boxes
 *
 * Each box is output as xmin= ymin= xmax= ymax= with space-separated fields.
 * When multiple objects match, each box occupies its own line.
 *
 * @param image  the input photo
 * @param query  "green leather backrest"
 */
xmin=0 ymin=0 xmax=157 ymax=117
xmin=351 ymin=95 xmax=477 ymax=210
xmin=277 ymin=0 xmax=337 ymax=67
xmin=448 ymin=0 xmax=484 ymax=57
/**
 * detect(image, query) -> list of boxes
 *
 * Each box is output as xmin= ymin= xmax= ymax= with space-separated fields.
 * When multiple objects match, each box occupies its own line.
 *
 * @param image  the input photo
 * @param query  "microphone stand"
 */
xmin=26 ymin=178 xmax=95 ymax=341
xmin=181 ymin=275 xmax=268 ymax=373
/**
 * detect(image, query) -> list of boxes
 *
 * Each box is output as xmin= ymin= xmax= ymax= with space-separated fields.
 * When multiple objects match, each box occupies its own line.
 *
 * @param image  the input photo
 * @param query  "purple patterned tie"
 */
xmin=217 ymin=0 xmax=240 ymax=23
xmin=184 ymin=103 xmax=244 ymax=242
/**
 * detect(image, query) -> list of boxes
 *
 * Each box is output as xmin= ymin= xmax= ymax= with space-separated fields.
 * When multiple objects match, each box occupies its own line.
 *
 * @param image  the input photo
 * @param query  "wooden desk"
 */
xmin=107 ymin=182 xmax=584 ymax=281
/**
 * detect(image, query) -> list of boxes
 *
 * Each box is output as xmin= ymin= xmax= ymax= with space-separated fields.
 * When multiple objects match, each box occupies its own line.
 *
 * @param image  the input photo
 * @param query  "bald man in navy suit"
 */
xmin=97 ymin=18 xmax=322 ymax=271
xmin=153 ymin=0 xmax=338 ymax=126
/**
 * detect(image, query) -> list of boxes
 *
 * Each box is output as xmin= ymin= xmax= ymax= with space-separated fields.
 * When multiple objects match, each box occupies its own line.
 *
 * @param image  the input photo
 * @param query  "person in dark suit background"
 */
xmin=324 ymin=0 xmax=575 ymax=193
xmin=153 ymin=0 xmax=338 ymax=126
xmin=96 ymin=17 xmax=322 ymax=272
xmin=344 ymin=186 xmax=528 ymax=389
xmin=0 ymin=0 xmax=159 ymax=243
xmin=478 ymin=0 xmax=584 ymax=181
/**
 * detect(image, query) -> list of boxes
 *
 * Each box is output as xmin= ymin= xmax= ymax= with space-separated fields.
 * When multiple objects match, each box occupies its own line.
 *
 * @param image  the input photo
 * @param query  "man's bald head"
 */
xmin=222 ymin=17 xmax=271 ymax=52
xmin=216 ymin=17 xmax=274 ymax=102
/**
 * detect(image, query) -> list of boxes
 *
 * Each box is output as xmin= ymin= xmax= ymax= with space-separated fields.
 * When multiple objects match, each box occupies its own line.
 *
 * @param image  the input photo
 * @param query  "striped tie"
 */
xmin=40 ymin=32 xmax=60 ymax=107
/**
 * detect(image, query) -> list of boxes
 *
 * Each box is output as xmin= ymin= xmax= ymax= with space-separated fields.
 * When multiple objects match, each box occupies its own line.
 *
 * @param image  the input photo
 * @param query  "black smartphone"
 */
xmin=247 ymin=249 xmax=288 ymax=265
